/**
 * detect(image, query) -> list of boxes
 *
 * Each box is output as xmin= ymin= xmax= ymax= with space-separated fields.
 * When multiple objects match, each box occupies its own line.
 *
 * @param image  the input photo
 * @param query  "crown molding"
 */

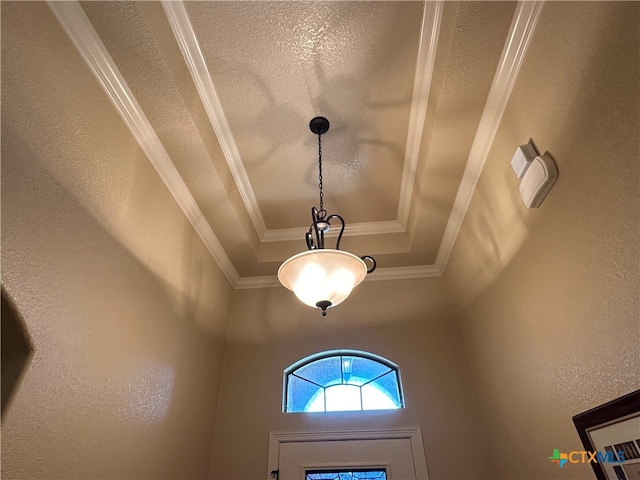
xmin=435 ymin=0 xmax=544 ymax=271
xmin=161 ymin=1 xmax=267 ymax=238
xmin=397 ymin=0 xmax=443 ymax=228
xmin=48 ymin=1 xmax=241 ymax=288
xmin=50 ymin=0 xmax=543 ymax=290
xmin=262 ymin=220 xmax=406 ymax=243
xmin=235 ymin=275 xmax=281 ymax=290
xmin=366 ymin=264 xmax=442 ymax=281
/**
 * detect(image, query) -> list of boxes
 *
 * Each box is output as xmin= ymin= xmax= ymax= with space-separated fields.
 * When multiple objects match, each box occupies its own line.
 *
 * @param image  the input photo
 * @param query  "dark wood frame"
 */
xmin=572 ymin=389 xmax=640 ymax=480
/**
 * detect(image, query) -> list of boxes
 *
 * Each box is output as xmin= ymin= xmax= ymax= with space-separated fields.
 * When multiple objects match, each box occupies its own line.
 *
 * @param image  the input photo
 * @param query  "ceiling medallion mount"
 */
xmin=277 ymin=117 xmax=376 ymax=316
xmin=309 ymin=116 xmax=330 ymax=135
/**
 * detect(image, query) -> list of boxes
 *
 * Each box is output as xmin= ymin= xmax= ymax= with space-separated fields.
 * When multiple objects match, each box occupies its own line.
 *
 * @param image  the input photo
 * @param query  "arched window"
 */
xmin=283 ymin=350 xmax=404 ymax=413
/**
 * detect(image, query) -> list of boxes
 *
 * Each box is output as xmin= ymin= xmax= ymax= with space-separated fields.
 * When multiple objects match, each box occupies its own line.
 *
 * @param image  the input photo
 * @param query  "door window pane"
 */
xmin=306 ymin=469 xmax=387 ymax=480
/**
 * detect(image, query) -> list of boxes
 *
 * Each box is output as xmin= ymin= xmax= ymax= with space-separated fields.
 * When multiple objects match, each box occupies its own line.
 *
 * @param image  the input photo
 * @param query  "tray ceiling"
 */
xmin=46 ymin=0 xmax=544 ymax=287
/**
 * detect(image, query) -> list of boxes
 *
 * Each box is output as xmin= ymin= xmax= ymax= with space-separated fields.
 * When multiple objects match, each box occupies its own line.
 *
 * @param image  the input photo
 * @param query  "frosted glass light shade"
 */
xmin=278 ymin=249 xmax=368 ymax=311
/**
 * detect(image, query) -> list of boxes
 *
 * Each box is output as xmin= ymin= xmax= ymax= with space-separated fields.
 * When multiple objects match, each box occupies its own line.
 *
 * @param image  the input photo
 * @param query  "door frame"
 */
xmin=267 ymin=426 xmax=429 ymax=480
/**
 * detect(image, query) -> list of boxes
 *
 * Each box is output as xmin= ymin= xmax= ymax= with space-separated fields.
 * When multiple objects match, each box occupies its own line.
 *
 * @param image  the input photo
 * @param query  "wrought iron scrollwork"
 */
xmin=305 ymin=207 xmax=345 ymax=250
xmin=361 ymin=255 xmax=377 ymax=274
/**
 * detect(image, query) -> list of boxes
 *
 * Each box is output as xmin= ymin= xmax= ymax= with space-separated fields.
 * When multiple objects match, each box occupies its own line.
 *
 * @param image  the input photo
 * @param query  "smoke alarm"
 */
xmin=519 ymin=154 xmax=558 ymax=208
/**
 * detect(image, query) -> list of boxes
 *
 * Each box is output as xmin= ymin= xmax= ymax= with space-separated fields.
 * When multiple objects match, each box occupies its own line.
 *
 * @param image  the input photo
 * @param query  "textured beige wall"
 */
xmin=1 ymin=2 xmax=232 ymax=478
xmin=210 ymin=277 xmax=495 ymax=480
xmin=444 ymin=2 xmax=640 ymax=479
xmin=4 ymin=2 xmax=637 ymax=479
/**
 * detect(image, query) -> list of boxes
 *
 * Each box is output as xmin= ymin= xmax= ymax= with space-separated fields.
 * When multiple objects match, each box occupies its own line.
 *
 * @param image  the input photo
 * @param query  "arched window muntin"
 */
xmin=283 ymin=349 xmax=405 ymax=413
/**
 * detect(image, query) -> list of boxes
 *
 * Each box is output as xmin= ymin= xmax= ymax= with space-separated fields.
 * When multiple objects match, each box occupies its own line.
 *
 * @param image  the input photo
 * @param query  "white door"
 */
xmin=268 ymin=427 xmax=429 ymax=480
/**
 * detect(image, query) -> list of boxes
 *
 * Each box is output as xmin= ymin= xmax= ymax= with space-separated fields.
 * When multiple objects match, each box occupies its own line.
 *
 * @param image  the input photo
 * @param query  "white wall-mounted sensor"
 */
xmin=511 ymin=141 xmax=538 ymax=178
xmin=519 ymin=154 xmax=558 ymax=208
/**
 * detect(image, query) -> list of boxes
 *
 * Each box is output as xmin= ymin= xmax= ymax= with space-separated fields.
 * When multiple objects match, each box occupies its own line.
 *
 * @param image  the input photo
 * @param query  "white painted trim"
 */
xmin=435 ymin=0 xmax=544 ymax=272
xmin=161 ymin=1 xmax=267 ymax=239
xmin=235 ymin=275 xmax=281 ymax=290
xmin=397 ymin=0 xmax=443 ymax=229
xmin=50 ymin=0 xmax=543 ymax=289
xmin=262 ymin=220 xmax=405 ymax=243
xmin=366 ymin=264 xmax=441 ymax=281
xmin=48 ymin=1 xmax=241 ymax=288
xmin=267 ymin=427 xmax=429 ymax=480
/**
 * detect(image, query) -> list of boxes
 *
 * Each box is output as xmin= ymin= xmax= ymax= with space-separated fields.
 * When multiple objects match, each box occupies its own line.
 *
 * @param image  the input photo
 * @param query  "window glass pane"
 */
xmin=295 ymin=356 xmax=342 ymax=386
xmin=361 ymin=383 xmax=400 ymax=410
xmin=368 ymin=371 xmax=401 ymax=407
xmin=285 ymin=350 xmax=403 ymax=412
xmin=287 ymin=374 xmax=322 ymax=412
xmin=325 ymin=384 xmax=361 ymax=412
xmin=342 ymin=356 xmax=391 ymax=386
xmin=304 ymin=389 xmax=326 ymax=412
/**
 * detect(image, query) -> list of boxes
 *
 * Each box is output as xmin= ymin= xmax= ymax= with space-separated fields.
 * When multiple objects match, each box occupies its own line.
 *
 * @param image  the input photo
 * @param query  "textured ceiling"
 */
xmin=40 ymin=0 xmax=545 ymax=287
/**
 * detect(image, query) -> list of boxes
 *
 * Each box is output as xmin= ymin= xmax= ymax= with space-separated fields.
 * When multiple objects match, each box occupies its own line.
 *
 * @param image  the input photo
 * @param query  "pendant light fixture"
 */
xmin=278 ymin=117 xmax=376 ymax=316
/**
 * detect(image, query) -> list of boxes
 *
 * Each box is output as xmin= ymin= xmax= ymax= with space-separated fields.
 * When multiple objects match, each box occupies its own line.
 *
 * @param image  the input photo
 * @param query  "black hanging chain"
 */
xmin=317 ymin=132 xmax=325 ymax=218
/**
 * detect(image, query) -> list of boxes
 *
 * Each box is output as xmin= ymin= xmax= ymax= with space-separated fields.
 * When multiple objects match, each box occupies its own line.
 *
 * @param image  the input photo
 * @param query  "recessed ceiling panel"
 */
xmin=187 ymin=2 xmax=423 ymax=229
xmin=39 ymin=0 xmax=545 ymax=284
